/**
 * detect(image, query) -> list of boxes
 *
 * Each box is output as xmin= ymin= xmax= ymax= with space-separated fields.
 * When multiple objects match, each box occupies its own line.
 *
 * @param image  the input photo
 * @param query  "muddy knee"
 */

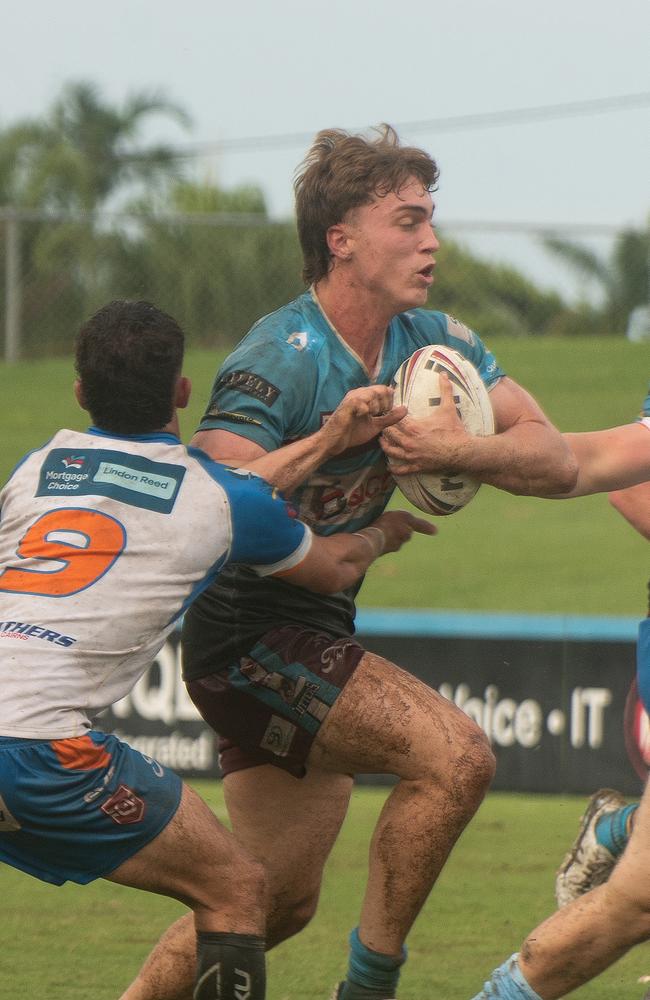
xmin=428 ymin=718 xmax=495 ymax=811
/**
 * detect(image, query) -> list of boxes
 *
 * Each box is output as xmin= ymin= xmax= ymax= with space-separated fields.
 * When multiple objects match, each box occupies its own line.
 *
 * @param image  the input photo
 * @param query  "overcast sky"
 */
xmin=3 ymin=0 xmax=649 ymax=294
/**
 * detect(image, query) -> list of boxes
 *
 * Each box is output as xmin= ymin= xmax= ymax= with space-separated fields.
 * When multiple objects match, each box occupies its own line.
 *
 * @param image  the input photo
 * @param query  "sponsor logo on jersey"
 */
xmin=37 ymin=448 xmax=186 ymax=514
xmin=0 ymin=620 xmax=76 ymax=646
xmin=299 ymin=460 xmax=394 ymax=527
xmin=287 ymin=331 xmax=309 ymax=351
xmin=202 ymin=408 xmax=263 ymax=427
xmin=94 ymin=461 xmax=177 ymax=500
xmin=100 ymin=784 xmax=146 ymax=825
xmin=446 ymin=314 xmax=476 ymax=346
xmin=216 ymin=370 xmax=281 ymax=406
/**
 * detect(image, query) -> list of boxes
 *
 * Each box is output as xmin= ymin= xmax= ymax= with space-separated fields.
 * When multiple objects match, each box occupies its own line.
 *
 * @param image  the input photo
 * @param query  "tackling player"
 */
xmin=466 ymin=387 xmax=650 ymax=1000
xmin=0 ymin=299 xmax=432 ymax=999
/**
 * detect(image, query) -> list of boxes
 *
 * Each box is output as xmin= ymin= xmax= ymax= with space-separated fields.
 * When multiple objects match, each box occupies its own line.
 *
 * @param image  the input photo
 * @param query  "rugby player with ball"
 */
xmin=124 ymin=125 xmax=576 ymax=1000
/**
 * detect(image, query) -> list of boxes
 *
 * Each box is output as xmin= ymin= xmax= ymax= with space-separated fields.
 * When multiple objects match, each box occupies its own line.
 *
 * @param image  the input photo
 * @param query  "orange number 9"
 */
xmin=0 ymin=508 xmax=126 ymax=597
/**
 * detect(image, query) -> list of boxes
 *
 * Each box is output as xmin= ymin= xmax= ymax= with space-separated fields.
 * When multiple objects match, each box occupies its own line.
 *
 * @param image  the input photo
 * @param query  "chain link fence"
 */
xmin=1 ymin=206 xmax=643 ymax=362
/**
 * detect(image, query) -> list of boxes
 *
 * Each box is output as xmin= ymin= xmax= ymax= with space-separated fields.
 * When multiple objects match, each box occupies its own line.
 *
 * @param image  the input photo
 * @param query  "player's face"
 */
xmin=343 ymin=178 xmax=439 ymax=314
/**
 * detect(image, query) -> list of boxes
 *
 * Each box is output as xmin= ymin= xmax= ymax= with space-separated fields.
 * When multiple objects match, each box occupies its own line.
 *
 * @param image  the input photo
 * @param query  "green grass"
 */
xmin=2 ymin=783 xmax=648 ymax=998
xmin=1 ymin=337 xmax=647 ymax=616
xmin=1 ymin=339 xmax=646 ymax=995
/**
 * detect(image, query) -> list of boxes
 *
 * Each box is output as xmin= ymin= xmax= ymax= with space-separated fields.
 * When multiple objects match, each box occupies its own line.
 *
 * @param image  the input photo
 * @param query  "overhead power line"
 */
xmin=156 ymin=91 xmax=650 ymax=160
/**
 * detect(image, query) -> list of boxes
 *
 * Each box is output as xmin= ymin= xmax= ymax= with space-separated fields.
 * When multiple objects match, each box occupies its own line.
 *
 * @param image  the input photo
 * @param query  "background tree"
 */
xmin=542 ymin=224 xmax=650 ymax=336
xmin=0 ymin=81 xmax=191 ymax=354
xmin=4 ymin=80 xmax=190 ymax=212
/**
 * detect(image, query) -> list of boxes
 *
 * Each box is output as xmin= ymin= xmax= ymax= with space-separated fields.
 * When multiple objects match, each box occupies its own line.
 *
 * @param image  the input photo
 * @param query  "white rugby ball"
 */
xmin=391 ymin=345 xmax=495 ymax=515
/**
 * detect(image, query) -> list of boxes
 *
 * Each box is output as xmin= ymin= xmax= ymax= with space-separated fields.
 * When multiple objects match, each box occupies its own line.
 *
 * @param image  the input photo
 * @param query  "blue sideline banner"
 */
xmin=99 ymin=610 xmax=645 ymax=795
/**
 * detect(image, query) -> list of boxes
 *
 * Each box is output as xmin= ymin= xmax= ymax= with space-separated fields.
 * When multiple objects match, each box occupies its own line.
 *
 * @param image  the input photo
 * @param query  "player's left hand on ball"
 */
xmin=322 ymin=386 xmax=406 ymax=455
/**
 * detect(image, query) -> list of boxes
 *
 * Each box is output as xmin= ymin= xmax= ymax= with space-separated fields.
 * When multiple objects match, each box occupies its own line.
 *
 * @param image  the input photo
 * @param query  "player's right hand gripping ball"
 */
xmin=391 ymin=345 xmax=494 ymax=515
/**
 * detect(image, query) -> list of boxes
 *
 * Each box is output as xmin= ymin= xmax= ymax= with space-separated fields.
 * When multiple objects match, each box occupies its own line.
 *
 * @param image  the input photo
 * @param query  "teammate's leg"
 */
xmin=555 ymin=788 xmax=637 ymax=906
xmin=225 ymin=763 xmax=354 ymax=945
xmin=470 ymin=778 xmax=650 ymax=1000
xmin=116 ymin=782 xmax=266 ymax=1000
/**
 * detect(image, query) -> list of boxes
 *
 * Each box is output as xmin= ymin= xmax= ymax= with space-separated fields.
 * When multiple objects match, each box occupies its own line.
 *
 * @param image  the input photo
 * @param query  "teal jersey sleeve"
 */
xmin=389 ymin=309 xmax=505 ymax=389
xmin=197 ymin=310 xmax=323 ymax=453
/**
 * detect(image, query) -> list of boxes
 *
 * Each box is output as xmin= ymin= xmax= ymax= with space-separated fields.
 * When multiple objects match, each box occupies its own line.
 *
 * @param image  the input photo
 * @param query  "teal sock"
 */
xmin=470 ymin=953 xmax=543 ymax=1000
xmin=595 ymin=803 xmax=638 ymax=857
xmin=342 ymin=927 xmax=407 ymax=999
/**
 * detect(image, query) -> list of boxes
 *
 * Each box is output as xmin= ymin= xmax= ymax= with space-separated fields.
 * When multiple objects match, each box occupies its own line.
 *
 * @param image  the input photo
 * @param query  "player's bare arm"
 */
xmin=192 ymin=385 xmax=405 ymax=493
xmin=381 ymin=372 xmax=577 ymax=495
xmin=557 ymin=423 xmax=650 ymax=497
xmin=275 ymin=510 xmax=437 ymax=594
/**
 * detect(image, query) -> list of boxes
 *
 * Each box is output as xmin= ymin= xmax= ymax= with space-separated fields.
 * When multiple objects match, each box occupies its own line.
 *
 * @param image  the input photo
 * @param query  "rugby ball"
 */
xmin=391 ymin=345 xmax=495 ymax=515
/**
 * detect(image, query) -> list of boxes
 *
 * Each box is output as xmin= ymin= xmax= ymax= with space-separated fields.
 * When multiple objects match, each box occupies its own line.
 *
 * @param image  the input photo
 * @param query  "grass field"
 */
xmin=0 ymin=339 xmax=649 ymax=995
xmin=2 ymin=782 xmax=649 ymax=999
xmin=1 ymin=336 xmax=647 ymax=615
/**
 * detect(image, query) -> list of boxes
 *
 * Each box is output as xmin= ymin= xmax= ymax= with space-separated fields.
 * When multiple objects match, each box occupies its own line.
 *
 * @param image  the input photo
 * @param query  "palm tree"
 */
xmin=0 ymin=81 xmax=192 ymax=356
xmin=542 ymin=225 xmax=650 ymax=335
xmin=3 ymin=80 xmax=191 ymax=212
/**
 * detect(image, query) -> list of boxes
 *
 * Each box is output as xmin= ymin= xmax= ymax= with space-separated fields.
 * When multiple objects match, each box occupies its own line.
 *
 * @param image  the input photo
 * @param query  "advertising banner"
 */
xmin=99 ymin=611 xmax=644 ymax=795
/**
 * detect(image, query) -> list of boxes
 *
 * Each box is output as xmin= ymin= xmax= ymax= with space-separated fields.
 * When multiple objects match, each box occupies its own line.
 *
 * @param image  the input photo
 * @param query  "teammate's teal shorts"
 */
xmin=0 ymin=730 xmax=182 ymax=885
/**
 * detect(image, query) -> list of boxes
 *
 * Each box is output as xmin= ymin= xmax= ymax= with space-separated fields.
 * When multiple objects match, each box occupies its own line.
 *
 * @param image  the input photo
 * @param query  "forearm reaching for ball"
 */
xmin=275 ymin=510 xmax=437 ymax=594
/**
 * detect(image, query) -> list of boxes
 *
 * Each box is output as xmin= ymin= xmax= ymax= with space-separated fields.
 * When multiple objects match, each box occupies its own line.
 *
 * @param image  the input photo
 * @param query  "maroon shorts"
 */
xmin=186 ymin=625 xmax=365 ymax=778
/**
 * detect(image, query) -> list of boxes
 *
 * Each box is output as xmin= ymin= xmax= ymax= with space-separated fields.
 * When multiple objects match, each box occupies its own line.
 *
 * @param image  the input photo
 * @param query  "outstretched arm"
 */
xmin=381 ymin=374 xmax=577 ymax=496
xmin=193 ymin=385 xmax=405 ymax=493
xmin=274 ymin=509 xmax=437 ymax=594
xmin=558 ymin=422 xmax=650 ymax=497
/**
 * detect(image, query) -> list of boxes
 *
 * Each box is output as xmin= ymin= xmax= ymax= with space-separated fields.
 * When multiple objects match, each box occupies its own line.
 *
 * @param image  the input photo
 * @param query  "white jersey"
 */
xmin=0 ymin=428 xmax=311 ymax=738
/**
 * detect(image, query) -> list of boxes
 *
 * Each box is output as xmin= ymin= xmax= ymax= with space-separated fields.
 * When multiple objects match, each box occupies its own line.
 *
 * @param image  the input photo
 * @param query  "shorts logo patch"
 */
xmin=260 ymin=715 xmax=296 ymax=757
xmin=216 ymin=371 xmax=280 ymax=406
xmin=0 ymin=793 xmax=21 ymax=831
xmin=100 ymin=784 xmax=146 ymax=825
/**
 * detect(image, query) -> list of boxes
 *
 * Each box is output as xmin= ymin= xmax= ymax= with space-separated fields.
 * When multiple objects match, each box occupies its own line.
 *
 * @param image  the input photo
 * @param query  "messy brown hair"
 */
xmin=294 ymin=124 xmax=439 ymax=286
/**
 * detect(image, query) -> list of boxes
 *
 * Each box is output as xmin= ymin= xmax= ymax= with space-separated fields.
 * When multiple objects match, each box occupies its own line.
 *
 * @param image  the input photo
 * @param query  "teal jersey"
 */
xmin=183 ymin=290 xmax=505 ymax=680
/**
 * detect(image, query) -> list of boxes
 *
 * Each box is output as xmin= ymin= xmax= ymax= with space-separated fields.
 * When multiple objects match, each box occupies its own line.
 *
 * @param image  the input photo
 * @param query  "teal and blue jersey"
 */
xmin=183 ymin=290 xmax=506 ymax=679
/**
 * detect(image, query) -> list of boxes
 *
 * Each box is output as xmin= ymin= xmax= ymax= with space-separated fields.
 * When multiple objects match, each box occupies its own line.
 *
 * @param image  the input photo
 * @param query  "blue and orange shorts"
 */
xmin=186 ymin=625 xmax=365 ymax=778
xmin=0 ymin=730 xmax=181 ymax=885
